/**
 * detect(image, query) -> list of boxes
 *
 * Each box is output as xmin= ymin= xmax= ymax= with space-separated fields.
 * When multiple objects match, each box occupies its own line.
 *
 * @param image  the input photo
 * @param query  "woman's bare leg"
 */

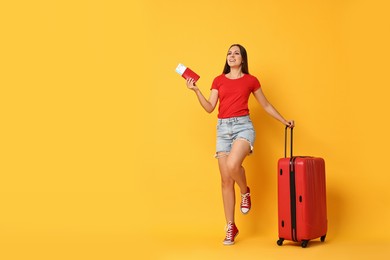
xmin=217 ymin=139 xmax=251 ymax=223
xmin=218 ymin=153 xmax=236 ymax=223
xmin=226 ymin=139 xmax=251 ymax=193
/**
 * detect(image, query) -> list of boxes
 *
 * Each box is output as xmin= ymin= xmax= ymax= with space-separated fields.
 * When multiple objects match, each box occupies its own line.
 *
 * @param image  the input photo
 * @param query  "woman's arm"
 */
xmin=186 ymin=78 xmax=218 ymax=113
xmin=253 ymin=88 xmax=295 ymax=128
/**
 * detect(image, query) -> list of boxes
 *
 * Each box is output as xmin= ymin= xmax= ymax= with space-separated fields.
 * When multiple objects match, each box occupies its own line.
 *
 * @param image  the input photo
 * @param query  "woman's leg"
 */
xmin=218 ymin=153 xmax=236 ymax=223
xmin=226 ymin=139 xmax=251 ymax=194
xmin=217 ymin=139 xmax=251 ymax=223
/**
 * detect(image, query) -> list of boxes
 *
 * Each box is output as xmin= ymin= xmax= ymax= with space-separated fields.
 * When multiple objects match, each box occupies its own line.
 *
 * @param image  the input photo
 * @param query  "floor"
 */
xmin=2 ymin=232 xmax=388 ymax=260
xmin=144 ymin=235 xmax=390 ymax=260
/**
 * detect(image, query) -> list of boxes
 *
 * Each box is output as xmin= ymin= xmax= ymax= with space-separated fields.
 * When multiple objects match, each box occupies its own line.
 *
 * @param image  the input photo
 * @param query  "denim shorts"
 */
xmin=215 ymin=115 xmax=255 ymax=157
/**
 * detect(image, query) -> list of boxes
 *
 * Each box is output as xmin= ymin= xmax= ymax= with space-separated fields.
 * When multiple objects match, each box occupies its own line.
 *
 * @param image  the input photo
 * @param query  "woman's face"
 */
xmin=227 ymin=46 xmax=243 ymax=68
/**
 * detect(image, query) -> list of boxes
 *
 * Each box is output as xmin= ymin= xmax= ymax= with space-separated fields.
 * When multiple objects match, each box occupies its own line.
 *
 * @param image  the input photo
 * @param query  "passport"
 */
xmin=175 ymin=63 xmax=200 ymax=82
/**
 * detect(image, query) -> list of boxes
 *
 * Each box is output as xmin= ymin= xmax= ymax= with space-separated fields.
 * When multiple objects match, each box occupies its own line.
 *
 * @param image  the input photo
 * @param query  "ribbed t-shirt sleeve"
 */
xmin=252 ymin=76 xmax=261 ymax=92
xmin=211 ymin=75 xmax=221 ymax=90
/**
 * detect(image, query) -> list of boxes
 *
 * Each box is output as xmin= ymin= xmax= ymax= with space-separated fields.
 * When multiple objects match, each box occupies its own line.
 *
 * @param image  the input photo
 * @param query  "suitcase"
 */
xmin=277 ymin=127 xmax=327 ymax=248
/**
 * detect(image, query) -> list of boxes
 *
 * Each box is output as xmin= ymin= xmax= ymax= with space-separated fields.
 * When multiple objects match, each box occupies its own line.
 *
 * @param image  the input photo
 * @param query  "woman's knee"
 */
xmin=221 ymin=176 xmax=234 ymax=189
xmin=226 ymin=160 xmax=242 ymax=175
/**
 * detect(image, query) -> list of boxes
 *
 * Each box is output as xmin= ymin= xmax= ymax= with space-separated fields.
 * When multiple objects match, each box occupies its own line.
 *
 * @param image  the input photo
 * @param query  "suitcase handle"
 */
xmin=284 ymin=126 xmax=293 ymax=158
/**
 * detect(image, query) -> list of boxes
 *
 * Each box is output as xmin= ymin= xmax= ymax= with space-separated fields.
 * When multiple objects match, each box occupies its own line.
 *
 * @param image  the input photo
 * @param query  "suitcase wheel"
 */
xmin=301 ymin=240 xmax=309 ymax=248
xmin=321 ymin=235 xmax=326 ymax=242
xmin=276 ymin=238 xmax=284 ymax=246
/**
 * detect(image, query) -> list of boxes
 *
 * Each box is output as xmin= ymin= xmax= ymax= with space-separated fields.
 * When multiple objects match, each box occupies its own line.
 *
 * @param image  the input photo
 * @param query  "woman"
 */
xmin=186 ymin=44 xmax=294 ymax=245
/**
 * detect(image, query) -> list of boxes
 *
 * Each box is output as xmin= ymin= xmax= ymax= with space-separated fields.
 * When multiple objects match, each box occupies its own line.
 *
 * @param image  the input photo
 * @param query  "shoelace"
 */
xmin=241 ymin=193 xmax=250 ymax=207
xmin=225 ymin=222 xmax=235 ymax=240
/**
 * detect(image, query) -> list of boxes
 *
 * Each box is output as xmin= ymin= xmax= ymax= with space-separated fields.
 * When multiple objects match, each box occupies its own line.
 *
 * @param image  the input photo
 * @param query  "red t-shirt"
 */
xmin=211 ymin=74 xmax=261 ymax=119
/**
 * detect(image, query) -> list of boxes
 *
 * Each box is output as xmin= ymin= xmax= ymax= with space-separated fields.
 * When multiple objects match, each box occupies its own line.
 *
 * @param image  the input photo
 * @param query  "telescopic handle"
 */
xmin=284 ymin=126 xmax=293 ymax=158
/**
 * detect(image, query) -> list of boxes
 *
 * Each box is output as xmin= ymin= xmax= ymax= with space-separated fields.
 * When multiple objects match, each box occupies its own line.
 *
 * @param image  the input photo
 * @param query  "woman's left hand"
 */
xmin=286 ymin=120 xmax=295 ymax=128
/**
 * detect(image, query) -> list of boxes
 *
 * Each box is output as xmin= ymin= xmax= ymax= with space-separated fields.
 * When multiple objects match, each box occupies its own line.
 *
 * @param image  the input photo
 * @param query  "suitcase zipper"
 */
xmin=289 ymin=157 xmax=298 ymax=242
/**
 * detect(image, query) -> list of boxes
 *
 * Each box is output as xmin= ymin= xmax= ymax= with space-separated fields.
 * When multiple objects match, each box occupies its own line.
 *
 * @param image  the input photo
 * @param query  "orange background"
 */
xmin=1 ymin=0 xmax=389 ymax=259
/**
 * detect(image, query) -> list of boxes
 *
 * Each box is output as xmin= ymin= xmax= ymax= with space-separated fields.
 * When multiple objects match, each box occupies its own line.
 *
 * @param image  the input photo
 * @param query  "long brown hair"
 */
xmin=222 ymin=44 xmax=249 ymax=74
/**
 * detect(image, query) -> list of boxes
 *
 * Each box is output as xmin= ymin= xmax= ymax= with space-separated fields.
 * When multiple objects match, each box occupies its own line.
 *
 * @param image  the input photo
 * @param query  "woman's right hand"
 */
xmin=186 ymin=78 xmax=198 ymax=91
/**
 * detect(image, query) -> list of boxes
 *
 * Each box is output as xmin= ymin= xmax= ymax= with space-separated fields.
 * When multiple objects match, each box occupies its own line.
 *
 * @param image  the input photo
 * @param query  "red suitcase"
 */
xmin=277 ymin=127 xmax=327 ymax=248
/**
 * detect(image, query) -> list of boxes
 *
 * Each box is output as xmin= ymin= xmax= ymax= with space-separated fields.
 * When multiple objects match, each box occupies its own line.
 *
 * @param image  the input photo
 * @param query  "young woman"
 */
xmin=186 ymin=44 xmax=295 ymax=245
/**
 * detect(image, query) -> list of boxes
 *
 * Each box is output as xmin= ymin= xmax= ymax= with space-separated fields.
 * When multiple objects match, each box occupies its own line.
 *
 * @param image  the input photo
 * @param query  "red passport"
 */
xmin=175 ymin=63 xmax=200 ymax=82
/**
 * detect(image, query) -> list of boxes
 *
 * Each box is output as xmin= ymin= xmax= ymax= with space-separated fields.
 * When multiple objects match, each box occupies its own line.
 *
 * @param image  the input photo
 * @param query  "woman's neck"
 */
xmin=227 ymin=68 xmax=243 ymax=79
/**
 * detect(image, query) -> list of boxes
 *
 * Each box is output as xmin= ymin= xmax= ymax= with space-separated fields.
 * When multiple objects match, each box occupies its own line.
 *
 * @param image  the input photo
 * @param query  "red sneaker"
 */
xmin=240 ymin=187 xmax=251 ymax=214
xmin=223 ymin=221 xmax=239 ymax=245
